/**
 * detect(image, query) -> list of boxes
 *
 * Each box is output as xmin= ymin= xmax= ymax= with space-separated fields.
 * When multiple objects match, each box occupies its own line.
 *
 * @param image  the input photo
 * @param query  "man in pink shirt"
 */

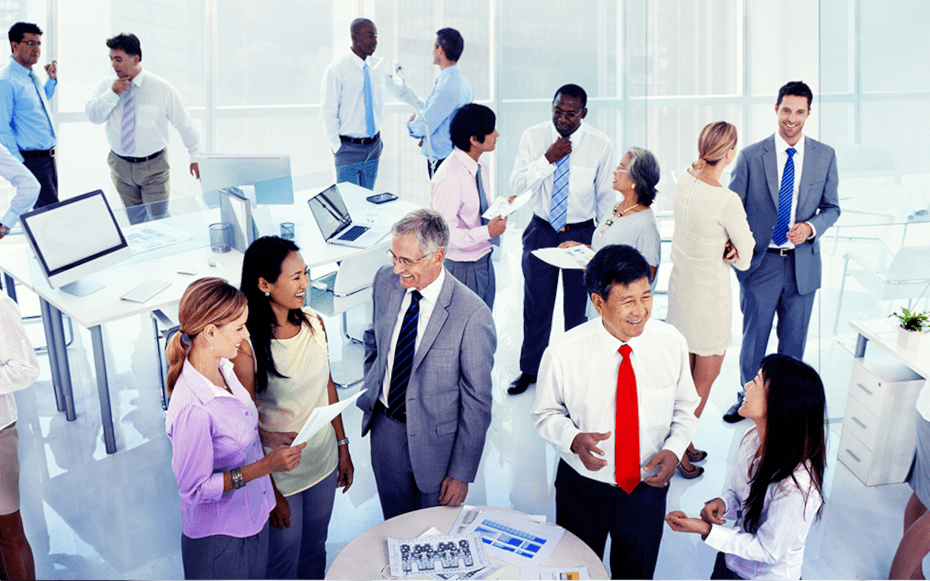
xmin=429 ymin=104 xmax=507 ymax=309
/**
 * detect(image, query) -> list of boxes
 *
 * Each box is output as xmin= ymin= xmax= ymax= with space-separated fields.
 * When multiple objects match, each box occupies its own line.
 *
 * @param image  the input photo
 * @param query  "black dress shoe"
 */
xmin=507 ymin=373 xmax=537 ymax=395
xmin=723 ymin=395 xmax=746 ymax=423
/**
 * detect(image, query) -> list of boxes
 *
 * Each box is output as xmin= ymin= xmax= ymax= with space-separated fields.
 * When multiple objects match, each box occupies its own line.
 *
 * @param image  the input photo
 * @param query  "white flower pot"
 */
xmin=898 ymin=327 xmax=922 ymax=349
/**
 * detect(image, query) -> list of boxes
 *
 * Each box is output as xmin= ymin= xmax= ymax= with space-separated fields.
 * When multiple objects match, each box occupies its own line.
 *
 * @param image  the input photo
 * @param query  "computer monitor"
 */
xmin=198 ymin=154 xmax=294 ymax=206
xmin=20 ymin=190 xmax=132 ymax=296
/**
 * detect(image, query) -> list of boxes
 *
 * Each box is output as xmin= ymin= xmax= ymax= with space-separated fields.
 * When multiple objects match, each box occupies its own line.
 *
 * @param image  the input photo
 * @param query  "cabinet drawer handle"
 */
xmin=857 ymin=383 xmax=873 ymax=396
xmin=851 ymin=416 xmax=868 ymax=429
xmin=845 ymin=449 xmax=861 ymax=463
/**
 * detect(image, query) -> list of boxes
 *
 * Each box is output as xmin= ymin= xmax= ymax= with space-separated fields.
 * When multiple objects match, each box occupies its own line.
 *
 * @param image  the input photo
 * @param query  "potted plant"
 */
xmin=890 ymin=308 xmax=929 ymax=349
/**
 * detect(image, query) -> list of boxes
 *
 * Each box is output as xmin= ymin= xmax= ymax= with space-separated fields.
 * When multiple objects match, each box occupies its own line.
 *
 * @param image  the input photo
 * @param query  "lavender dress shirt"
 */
xmin=430 ymin=147 xmax=493 ymax=262
xmin=166 ymin=358 xmax=274 ymax=539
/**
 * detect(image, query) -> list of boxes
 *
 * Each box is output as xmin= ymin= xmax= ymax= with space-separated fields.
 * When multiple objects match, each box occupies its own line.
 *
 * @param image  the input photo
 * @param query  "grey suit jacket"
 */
xmin=357 ymin=266 xmax=496 ymax=493
xmin=729 ymin=134 xmax=841 ymax=295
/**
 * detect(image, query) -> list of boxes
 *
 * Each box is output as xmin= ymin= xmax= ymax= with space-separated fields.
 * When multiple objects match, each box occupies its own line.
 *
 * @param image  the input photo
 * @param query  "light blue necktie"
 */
xmin=772 ymin=147 xmax=796 ymax=245
xmin=363 ymin=63 xmax=375 ymax=138
xmin=29 ymin=69 xmax=55 ymax=137
xmin=550 ymin=154 xmax=570 ymax=232
xmin=477 ymin=168 xmax=499 ymax=246
xmin=121 ymin=87 xmax=135 ymax=154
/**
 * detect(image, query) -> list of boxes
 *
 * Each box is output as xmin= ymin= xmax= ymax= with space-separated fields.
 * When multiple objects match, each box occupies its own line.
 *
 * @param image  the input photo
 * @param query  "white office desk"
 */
xmin=0 ymin=182 xmax=414 ymax=453
xmin=850 ymin=318 xmax=930 ymax=377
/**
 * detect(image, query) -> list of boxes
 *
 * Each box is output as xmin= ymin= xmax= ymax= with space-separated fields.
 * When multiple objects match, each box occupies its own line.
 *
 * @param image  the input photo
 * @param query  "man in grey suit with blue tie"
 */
xmin=724 ymin=80 xmax=840 ymax=422
xmin=357 ymin=209 xmax=496 ymax=519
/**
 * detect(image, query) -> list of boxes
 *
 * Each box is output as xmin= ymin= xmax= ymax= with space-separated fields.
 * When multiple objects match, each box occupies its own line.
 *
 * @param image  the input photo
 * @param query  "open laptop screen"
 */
xmin=307 ymin=184 xmax=352 ymax=240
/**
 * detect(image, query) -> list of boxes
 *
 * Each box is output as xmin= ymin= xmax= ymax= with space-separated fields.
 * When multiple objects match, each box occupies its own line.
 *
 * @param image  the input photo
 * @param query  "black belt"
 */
xmin=20 ymin=147 xmax=55 ymax=159
xmin=113 ymin=149 xmax=164 ymax=164
xmin=340 ymin=132 xmax=380 ymax=145
xmin=376 ymin=400 xmax=405 ymax=423
xmin=534 ymin=214 xmax=595 ymax=233
xmin=767 ymin=247 xmax=794 ymax=256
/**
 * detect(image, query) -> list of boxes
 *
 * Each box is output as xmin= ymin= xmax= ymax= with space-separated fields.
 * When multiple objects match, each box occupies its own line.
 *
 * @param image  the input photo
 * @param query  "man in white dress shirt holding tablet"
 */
xmin=533 ymin=244 xmax=700 ymax=579
xmin=85 ymin=33 xmax=203 ymax=224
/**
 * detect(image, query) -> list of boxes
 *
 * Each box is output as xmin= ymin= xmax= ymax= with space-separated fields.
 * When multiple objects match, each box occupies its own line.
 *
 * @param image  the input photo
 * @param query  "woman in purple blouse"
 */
xmin=165 ymin=278 xmax=305 ymax=580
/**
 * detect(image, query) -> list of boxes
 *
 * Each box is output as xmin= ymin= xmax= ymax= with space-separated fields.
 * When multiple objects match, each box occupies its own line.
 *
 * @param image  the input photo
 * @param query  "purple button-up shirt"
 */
xmin=430 ymin=147 xmax=493 ymax=262
xmin=166 ymin=358 xmax=274 ymax=539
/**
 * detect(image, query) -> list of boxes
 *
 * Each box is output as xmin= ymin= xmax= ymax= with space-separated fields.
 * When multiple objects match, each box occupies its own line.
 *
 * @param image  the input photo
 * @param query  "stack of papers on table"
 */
xmin=387 ymin=532 xmax=490 ymax=578
xmin=451 ymin=506 xmax=564 ymax=567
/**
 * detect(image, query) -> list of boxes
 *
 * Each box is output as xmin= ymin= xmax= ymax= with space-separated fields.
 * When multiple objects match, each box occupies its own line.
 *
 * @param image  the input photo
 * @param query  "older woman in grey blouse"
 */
xmin=560 ymin=146 xmax=661 ymax=318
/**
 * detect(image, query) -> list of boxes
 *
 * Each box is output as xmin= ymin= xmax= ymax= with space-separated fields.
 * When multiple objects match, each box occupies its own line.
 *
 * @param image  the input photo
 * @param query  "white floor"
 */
xmin=9 ymin=217 xmax=927 ymax=580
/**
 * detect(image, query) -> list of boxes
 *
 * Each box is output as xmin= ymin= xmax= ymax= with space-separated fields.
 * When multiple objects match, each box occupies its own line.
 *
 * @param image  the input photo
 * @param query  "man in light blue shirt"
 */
xmin=407 ymin=28 xmax=473 ymax=178
xmin=0 ymin=22 xmax=57 ymax=208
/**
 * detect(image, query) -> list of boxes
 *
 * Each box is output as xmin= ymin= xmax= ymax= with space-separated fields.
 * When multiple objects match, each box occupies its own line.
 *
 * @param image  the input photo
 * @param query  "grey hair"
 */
xmin=625 ymin=147 xmax=660 ymax=207
xmin=391 ymin=209 xmax=449 ymax=254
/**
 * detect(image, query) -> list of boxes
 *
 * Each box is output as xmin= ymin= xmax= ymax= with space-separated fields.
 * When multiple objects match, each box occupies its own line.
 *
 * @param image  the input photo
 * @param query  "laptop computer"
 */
xmin=307 ymin=184 xmax=391 ymax=248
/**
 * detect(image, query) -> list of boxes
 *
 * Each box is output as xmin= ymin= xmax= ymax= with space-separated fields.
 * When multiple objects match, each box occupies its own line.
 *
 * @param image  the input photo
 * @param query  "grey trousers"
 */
xmin=445 ymin=252 xmax=496 ymax=310
xmin=107 ymin=149 xmax=171 ymax=223
xmin=181 ymin=521 xmax=269 ymax=580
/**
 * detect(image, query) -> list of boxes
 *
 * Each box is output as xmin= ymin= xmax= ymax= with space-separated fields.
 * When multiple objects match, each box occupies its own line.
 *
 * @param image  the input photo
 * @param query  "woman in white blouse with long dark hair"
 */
xmin=665 ymin=354 xmax=827 ymax=579
xmin=666 ymin=121 xmax=755 ymax=478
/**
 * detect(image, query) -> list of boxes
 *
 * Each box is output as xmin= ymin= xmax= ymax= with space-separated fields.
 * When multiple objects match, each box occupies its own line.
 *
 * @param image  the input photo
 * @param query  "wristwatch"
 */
xmin=0 ymin=223 xmax=9 ymax=237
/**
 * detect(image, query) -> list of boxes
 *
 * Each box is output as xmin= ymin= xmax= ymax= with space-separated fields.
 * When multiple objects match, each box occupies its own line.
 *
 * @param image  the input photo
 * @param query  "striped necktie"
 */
xmin=772 ymin=147 xmax=796 ymax=245
xmin=386 ymin=290 xmax=422 ymax=422
xmin=121 ymin=87 xmax=135 ymax=155
xmin=550 ymin=154 xmax=570 ymax=232
xmin=363 ymin=63 xmax=375 ymax=138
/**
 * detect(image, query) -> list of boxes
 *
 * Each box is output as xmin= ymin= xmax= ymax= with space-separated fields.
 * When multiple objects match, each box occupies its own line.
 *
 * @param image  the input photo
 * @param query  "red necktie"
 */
xmin=615 ymin=344 xmax=640 ymax=493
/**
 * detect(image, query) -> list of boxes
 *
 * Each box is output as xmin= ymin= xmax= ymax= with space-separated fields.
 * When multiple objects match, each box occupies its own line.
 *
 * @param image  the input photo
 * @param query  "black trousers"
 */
xmin=21 ymin=154 xmax=58 ymax=208
xmin=520 ymin=215 xmax=594 ymax=375
xmin=711 ymin=551 xmax=746 ymax=579
xmin=555 ymin=460 xmax=668 ymax=580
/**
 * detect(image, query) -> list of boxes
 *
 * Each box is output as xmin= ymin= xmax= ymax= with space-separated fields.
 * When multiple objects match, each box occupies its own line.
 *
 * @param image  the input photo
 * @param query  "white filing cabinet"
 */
xmin=839 ymin=358 xmax=926 ymax=486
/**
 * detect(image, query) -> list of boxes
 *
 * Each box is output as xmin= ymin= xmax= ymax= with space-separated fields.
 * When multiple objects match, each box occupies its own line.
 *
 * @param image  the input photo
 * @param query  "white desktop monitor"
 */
xmin=199 ymin=154 xmax=294 ymax=205
xmin=20 ymin=190 xmax=132 ymax=296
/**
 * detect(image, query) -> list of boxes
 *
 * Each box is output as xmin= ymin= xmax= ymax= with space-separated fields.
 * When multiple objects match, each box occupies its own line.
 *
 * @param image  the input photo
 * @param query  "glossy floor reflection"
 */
xmin=9 ymin=219 xmax=925 ymax=580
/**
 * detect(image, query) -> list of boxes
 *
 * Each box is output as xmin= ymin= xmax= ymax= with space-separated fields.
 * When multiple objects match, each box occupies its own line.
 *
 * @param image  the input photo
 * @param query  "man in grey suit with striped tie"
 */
xmin=357 ymin=209 xmax=496 ymax=520
xmin=723 ymin=80 xmax=841 ymax=422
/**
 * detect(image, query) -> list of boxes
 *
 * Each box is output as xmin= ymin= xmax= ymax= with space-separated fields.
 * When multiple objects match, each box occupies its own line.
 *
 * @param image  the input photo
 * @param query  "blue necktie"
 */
xmin=550 ymin=154 xmax=570 ymax=232
xmin=363 ymin=63 xmax=375 ymax=138
xmin=476 ymin=167 xmax=499 ymax=246
xmin=773 ymin=147 xmax=796 ymax=246
xmin=387 ymin=290 xmax=422 ymax=422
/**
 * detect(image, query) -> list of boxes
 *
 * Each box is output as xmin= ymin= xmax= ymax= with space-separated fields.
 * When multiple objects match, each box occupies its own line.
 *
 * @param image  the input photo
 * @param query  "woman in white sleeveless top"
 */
xmin=666 ymin=122 xmax=755 ymax=478
xmin=233 ymin=236 xmax=354 ymax=580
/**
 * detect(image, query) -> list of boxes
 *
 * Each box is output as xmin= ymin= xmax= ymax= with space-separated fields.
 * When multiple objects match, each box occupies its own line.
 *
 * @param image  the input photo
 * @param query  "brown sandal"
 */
xmin=677 ymin=462 xmax=705 ymax=479
xmin=686 ymin=448 xmax=708 ymax=463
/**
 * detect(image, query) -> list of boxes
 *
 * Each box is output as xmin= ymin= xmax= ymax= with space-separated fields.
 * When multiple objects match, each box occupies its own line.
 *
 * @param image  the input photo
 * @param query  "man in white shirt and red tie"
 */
xmin=533 ymin=244 xmax=700 ymax=579
xmin=85 ymin=33 xmax=202 ymax=224
xmin=430 ymin=103 xmax=507 ymax=310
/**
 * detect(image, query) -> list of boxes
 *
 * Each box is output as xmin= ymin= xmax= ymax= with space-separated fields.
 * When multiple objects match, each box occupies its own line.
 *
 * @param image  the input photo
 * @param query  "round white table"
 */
xmin=325 ymin=505 xmax=609 ymax=579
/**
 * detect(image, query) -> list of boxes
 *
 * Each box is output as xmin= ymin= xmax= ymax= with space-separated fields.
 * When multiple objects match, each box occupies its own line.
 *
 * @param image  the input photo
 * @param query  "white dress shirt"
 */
xmin=320 ymin=52 xmax=407 ymax=153
xmin=510 ymin=121 xmax=615 ymax=226
xmin=705 ymin=427 xmax=823 ymax=579
xmin=0 ymin=143 xmax=40 ymax=228
xmin=0 ymin=294 xmax=40 ymax=429
xmin=85 ymin=69 xmax=203 ymax=161
xmin=379 ymin=268 xmax=446 ymax=406
xmin=532 ymin=317 xmax=700 ymax=486
xmin=771 ymin=133 xmax=816 ymax=248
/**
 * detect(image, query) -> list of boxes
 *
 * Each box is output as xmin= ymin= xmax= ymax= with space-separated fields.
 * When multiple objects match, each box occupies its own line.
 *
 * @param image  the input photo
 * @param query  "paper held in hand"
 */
xmin=531 ymin=245 xmax=595 ymax=269
xmin=290 ymin=391 xmax=364 ymax=447
xmin=482 ymin=194 xmax=530 ymax=220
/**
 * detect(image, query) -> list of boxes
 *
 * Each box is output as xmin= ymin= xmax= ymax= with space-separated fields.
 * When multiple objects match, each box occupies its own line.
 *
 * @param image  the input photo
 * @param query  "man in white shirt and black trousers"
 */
xmin=532 ymin=244 xmax=700 ymax=579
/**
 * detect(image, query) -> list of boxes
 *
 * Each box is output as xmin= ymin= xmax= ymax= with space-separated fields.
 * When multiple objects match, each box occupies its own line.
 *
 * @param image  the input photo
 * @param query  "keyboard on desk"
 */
xmin=121 ymin=278 xmax=171 ymax=304
xmin=338 ymin=225 xmax=369 ymax=242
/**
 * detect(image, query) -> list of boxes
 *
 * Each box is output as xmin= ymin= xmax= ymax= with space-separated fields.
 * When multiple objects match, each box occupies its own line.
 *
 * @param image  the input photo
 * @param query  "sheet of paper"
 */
xmin=482 ymin=194 xmax=530 ymax=219
xmin=531 ymin=246 xmax=595 ymax=269
xmin=388 ymin=533 xmax=489 ymax=577
xmin=290 ymin=391 xmax=363 ymax=447
xmin=520 ymin=566 xmax=590 ymax=580
xmin=417 ymin=527 xmax=501 ymax=581
xmin=123 ymin=221 xmax=192 ymax=254
xmin=451 ymin=507 xmax=546 ymax=537
xmin=461 ymin=510 xmax=564 ymax=567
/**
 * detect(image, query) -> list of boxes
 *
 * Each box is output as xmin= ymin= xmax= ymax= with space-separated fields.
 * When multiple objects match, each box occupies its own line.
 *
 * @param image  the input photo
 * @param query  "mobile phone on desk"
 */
xmin=366 ymin=192 xmax=398 ymax=204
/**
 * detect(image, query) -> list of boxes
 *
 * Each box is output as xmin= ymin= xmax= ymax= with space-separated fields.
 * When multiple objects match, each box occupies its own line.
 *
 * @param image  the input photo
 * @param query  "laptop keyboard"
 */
xmin=339 ymin=225 xmax=368 ymax=241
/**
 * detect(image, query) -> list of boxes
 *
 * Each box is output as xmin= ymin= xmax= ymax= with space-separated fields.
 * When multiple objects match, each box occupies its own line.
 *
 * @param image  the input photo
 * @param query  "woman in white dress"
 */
xmin=666 ymin=122 xmax=755 ymax=478
xmin=560 ymin=147 xmax=662 ymax=318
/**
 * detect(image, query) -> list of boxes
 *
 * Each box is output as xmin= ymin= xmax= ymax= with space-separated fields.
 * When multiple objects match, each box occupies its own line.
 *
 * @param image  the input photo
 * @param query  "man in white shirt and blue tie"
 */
xmin=321 ymin=18 xmax=406 ymax=190
xmin=85 ymin=33 xmax=202 ymax=224
xmin=723 ymin=81 xmax=840 ymax=422
xmin=508 ymin=83 xmax=615 ymax=396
